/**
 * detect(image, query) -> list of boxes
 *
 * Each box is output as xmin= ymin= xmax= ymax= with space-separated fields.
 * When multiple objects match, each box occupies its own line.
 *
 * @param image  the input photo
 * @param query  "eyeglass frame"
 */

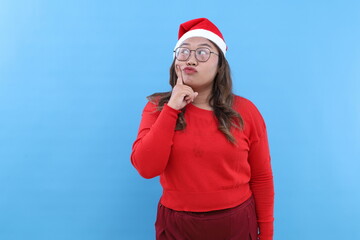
xmin=173 ymin=47 xmax=219 ymax=62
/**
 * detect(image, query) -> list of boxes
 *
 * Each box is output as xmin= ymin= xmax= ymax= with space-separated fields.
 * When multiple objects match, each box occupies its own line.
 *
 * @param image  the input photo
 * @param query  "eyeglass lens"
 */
xmin=175 ymin=47 xmax=211 ymax=62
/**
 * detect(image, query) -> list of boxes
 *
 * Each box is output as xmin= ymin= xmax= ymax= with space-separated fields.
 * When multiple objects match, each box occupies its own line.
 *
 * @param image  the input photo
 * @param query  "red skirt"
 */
xmin=155 ymin=195 xmax=258 ymax=240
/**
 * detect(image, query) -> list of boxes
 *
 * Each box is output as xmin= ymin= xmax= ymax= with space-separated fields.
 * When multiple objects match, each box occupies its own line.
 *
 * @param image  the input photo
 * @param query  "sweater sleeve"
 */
xmin=130 ymin=101 xmax=181 ymax=179
xmin=247 ymin=104 xmax=275 ymax=240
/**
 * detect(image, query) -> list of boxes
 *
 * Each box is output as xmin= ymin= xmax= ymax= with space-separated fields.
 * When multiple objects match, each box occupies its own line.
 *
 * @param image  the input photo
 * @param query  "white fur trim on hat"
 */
xmin=174 ymin=29 xmax=227 ymax=56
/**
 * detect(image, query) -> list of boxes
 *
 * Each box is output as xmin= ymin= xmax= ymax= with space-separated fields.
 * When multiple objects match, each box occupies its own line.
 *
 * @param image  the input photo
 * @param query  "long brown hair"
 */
xmin=147 ymin=44 xmax=244 ymax=144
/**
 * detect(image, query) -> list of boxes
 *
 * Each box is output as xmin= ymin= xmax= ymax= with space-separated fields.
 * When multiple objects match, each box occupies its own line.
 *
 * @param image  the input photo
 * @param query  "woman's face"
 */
xmin=175 ymin=37 xmax=219 ymax=92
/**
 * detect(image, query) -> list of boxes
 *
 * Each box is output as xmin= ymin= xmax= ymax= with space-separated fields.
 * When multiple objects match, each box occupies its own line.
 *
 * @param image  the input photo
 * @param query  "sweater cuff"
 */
xmin=163 ymin=103 xmax=182 ymax=114
xmin=258 ymin=221 xmax=274 ymax=240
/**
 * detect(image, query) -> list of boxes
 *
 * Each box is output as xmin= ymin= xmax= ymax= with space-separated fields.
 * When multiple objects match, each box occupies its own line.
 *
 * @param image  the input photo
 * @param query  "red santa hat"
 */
xmin=174 ymin=18 xmax=227 ymax=56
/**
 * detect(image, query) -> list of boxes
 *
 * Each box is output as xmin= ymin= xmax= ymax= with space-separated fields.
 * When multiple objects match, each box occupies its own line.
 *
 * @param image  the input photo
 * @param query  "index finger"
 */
xmin=175 ymin=65 xmax=184 ymax=85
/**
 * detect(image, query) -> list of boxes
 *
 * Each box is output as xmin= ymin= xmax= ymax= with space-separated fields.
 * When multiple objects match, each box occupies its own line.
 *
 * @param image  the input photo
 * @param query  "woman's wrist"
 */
xmin=164 ymin=103 xmax=182 ymax=113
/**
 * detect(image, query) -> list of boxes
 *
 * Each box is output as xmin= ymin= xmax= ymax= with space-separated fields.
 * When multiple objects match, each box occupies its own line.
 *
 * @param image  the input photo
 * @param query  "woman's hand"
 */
xmin=167 ymin=65 xmax=198 ymax=110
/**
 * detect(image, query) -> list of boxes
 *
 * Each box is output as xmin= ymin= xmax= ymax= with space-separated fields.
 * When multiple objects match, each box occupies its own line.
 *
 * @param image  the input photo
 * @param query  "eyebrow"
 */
xmin=180 ymin=43 xmax=213 ymax=49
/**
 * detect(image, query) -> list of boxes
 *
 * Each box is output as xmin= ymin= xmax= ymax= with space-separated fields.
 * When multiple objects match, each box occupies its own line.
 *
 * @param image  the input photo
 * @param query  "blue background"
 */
xmin=1 ymin=1 xmax=359 ymax=239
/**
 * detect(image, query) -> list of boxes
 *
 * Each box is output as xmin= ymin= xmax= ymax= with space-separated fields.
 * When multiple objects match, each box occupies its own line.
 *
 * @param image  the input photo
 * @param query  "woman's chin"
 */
xmin=183 ymin=78 xmax=194 ymax=86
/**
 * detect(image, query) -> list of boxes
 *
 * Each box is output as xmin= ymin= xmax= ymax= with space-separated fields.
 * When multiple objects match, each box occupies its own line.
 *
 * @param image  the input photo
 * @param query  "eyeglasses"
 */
xmin=174 ymin=47 xmax=219 ymax=62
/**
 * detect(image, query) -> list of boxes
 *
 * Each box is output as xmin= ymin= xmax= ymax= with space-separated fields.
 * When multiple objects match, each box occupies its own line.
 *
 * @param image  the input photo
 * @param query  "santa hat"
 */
xmin=174 ymin=18 xmax=227 ymax=56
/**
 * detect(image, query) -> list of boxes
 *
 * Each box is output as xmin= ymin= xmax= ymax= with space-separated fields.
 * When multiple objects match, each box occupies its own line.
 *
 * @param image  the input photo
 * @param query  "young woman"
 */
xmin=131 ymin=18 xmax=274 ymax=240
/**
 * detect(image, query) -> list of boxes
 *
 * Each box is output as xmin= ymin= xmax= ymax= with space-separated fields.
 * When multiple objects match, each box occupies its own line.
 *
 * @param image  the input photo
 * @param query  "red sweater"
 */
xmin=131 ymin=95 xmax=274 ymax=240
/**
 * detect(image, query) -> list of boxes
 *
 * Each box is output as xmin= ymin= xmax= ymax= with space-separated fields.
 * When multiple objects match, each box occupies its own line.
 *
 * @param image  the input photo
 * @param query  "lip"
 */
xmin=183 ymin=67 xmax=197 ymax=74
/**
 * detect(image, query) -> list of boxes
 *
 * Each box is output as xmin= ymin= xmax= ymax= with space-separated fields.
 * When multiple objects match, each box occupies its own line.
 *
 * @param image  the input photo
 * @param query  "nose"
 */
xmin=186 ymin=50 xmax=198 ymax=66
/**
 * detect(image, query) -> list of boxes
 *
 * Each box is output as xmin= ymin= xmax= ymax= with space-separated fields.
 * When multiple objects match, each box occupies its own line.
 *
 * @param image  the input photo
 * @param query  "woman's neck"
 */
xmin=192 ymin=87 xmax=212 ymax=109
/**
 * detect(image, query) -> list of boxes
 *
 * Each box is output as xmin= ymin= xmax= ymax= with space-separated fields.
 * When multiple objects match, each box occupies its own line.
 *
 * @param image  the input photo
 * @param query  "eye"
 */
xmin=197 ymin=48 xmax=209 ymax=55
xmin=179 ymin=48 xmax=189 ymax=54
